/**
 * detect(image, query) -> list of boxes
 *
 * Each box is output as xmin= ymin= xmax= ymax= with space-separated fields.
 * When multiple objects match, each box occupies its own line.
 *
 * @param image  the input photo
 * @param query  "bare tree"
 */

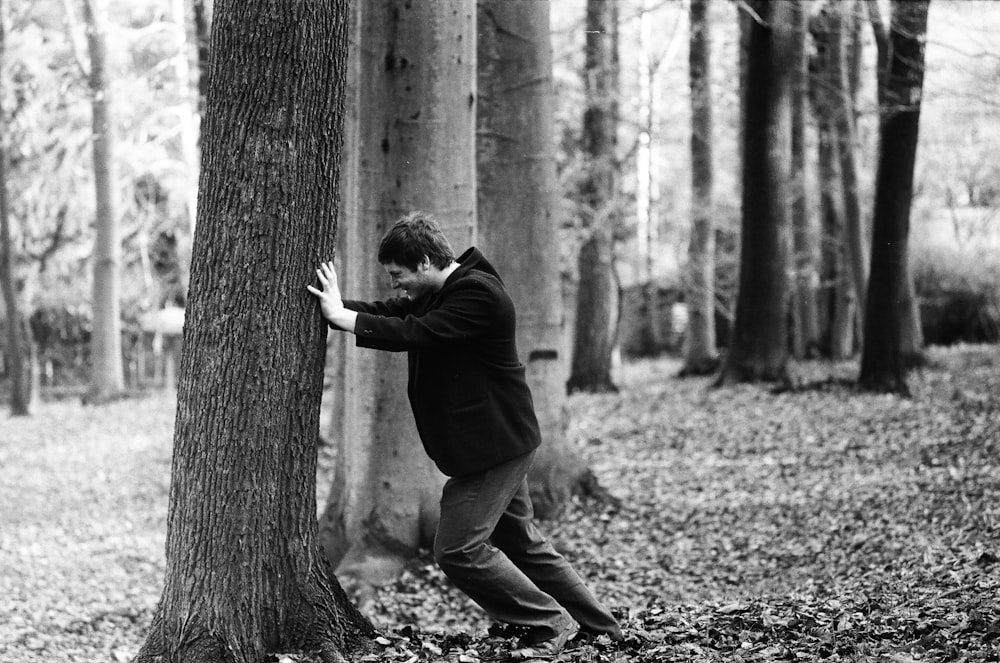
xmin=681 ymin=0 xmax=718 ymax=376
xmin=134 ymin=1 xmax=375 ymax=661
xmin=0 ymin=0 xmax=32 ymax=415
xmin=789 ymin=0 xmax=821 ymax=359
xmin=477 ymin=0 xmax=599 ymax=518
xmin=859 ymin=0 xmax=931 ymax=394
xmin=716 ymin=0 xmax=796 ymax=385
xmin=319 ymin=0 xmax=475 ymax=589
xmin=568 ymin=0 xmax=619 ymax=394
xmin=82 ymin=0 xmax=124 ymax=402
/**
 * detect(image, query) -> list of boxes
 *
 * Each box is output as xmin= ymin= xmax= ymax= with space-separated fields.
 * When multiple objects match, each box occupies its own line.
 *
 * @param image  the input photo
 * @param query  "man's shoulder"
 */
xmin=450 ymin=269 xmax=504 ymax=293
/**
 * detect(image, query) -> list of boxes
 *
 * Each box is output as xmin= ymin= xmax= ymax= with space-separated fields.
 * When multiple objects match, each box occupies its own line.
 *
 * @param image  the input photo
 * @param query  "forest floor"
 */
xmin=1 ymin=346 xmax=998 ymax=662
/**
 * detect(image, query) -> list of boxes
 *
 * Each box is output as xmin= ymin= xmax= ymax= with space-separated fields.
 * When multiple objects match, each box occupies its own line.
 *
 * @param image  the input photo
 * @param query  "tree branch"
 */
xmin=61 ymin=0 xmax=90 ymax=81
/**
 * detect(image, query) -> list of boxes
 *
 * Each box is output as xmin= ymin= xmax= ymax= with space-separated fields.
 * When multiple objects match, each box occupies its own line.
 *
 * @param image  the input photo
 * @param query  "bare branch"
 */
xmin=61 ymin=0 xmax=89 ymax=80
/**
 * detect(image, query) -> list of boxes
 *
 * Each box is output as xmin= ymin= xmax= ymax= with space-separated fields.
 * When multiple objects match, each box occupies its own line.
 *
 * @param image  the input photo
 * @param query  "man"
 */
xmin=307 ymin=212 xmax=622 ymax=657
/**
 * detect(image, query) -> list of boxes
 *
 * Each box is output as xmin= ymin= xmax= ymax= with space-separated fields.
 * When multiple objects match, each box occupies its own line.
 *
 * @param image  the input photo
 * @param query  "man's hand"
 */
xmin=307 ymin=261 xmax=357 ymax=332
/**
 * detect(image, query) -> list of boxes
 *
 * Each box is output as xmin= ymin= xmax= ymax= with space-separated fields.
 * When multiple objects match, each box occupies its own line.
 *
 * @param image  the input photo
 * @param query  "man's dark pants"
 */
xmin=434 ymin=450 xmax=620 ymax=641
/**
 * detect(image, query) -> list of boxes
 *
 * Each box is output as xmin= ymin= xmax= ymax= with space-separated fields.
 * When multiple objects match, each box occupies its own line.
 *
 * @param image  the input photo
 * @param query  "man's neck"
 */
xmin=427 ymin=261 xmax=461 ymax=294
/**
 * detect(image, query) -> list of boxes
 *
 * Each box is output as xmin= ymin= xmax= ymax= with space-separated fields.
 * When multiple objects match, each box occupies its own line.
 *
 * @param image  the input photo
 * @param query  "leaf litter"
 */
xmin=1 ymin=345 xmax=997 ymax=662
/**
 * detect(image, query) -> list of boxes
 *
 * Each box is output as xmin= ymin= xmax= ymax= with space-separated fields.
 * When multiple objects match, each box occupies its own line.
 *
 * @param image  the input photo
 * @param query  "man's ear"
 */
xmin=419 ymin=255 xmax=431 ymax=272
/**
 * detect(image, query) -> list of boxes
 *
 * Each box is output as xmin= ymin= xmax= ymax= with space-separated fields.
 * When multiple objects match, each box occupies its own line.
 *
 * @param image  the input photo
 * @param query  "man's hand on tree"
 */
xmin=307 ymin=260 xmax=357 ymax=332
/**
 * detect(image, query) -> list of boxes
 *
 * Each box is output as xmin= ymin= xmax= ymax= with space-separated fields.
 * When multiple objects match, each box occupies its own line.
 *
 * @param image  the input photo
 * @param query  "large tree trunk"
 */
xmin=83 ymin=0 xmax=124 ymax=403
xmin=476 ymin=0 xmax=592 ymax=519
xmin=568 ymin=0 xmax=619 ymax=394
xmin=789 ymin=0 xmax=820 ymax=359
xmin=319 ymin=0 xmax=475 ymax=591
xmin=716 ymin=0 xmax=794 ymax=385
xmin=681 ymin=0 xmax=718 ymax=376
xmin=0 ymin=9 xmax=32 ymax=415
xmin=859 ymin=0 xmax=930 ymax=394
xmin=134 ymin=2 xmax=375 ymax=662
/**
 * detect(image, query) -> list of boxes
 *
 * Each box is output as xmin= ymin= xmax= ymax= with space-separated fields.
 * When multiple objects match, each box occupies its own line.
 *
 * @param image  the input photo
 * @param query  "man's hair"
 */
xmin=377 ymin=211 xmax=455 ymax=270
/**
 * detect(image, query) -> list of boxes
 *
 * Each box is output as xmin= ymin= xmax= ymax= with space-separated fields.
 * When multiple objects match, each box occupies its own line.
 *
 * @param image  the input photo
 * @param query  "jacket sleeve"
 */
xmin=353 ymin=278 xmax=496 ymax=351
xmin=342 ymin=297 xmax=416 ymax=318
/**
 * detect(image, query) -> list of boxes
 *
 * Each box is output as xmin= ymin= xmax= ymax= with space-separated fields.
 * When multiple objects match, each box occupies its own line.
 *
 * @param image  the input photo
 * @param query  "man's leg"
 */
xmin=434 ymin=451 xmax=571 ymax=641
xmin=491 ymin=479 xmax=623 ymax=639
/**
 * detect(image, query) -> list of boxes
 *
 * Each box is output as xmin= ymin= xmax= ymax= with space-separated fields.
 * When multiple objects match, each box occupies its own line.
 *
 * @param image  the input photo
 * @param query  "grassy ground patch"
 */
xmin=1 ymin=346 xmax=998 ymax=662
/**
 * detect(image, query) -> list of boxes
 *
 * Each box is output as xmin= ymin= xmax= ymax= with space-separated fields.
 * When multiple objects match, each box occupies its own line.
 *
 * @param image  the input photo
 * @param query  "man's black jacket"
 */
xmin=343 ymin=247 xmax=542 ymax=477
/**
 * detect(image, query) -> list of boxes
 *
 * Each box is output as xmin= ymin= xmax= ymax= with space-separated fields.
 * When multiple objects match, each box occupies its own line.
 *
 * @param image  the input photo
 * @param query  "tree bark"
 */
xmin=134 ymin=2 xmax=375 ymax=662
xmin=788 ymin=0 xmax=820 ymax=359
xmin=681 ymin=0 xmax=718 ymax=376
xmin=83 ymin=0 xmax=124 ymax=403
xmin=866 ymin=0 xmax=925 ymax=367
xmin=832 ymin=0 xmax=868 ymax=343
xmin=810 ymin=5 xmax=855 ymax=359
xmin=0 ymin=3 xmax=32 ymax=414
xmin=716 ymin=0 xmax=794 ymax=385
xmin=319 ymin=0 xmax=475 ymax=590
xmin=859 ymin=0 xmax=930 ymax=395
xmin=568 ymin=0 xmax=619 ymax=394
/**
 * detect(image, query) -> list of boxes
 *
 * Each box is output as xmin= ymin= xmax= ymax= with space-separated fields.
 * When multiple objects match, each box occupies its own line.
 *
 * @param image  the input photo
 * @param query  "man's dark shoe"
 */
xmin=509 ymin=618 xmax=579 ymax=659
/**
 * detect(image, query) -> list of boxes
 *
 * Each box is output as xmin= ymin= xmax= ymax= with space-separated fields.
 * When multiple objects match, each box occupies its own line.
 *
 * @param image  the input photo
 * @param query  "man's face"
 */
xmin=383 ymin=260 xmax=431 ymax=300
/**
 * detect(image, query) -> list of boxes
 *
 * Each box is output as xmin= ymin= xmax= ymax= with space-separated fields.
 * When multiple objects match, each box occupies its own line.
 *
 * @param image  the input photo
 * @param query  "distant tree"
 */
xmin=810 ymin=2 xmax=857 ymax=359
xmin=681 ymin=0 xmax=718 ymax=376
xmin=866 ymin=0 xmax=924 ymax=366
xmin=477 ymin=0 xmax=596 ymax=518
xmin=319 ymin=0 xmax=475 ymax=589
xmin=789 ymin=0 xmax=820 ymax=359
xmin=171 ymin=0 xmax=198 ymax=233
xmin=859 ymin=0 xmax=930 ymax=395
xmin=716 ymin=0 xmax=795 ymax=385
xmin=82 ymin=0 xmax=124 ymax=402
xmin=133 ymin=1 xmax=375 ymax=661
xmin=0 ymin=0 xmax=32 ymax=416
xmin=192 ymin=0 xmax=212 ymax=117
xmin=834 ymin=1 xmax=868 ymax=337
xmin=568 ymin=0 xmax=619 ymax=394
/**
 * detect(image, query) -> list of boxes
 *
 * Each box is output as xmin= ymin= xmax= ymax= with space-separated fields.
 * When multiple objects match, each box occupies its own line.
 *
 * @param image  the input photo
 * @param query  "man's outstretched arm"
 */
xmin=306 ymin=260 xmax=358 ymax=333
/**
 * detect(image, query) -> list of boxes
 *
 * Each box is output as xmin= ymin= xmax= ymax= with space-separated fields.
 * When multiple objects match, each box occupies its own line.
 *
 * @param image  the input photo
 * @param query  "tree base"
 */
xmin=713 ymin=361 xmax=790 ymax=388
xmin=134 ymin=565 xmax=376 ymax=663
xmin=566 ymin=376 xmax=619 ymax=394
xmin=677 ymin=355 xmax=721 ymax=377
xmin=857 ymin=372 xmax=911 ymax=397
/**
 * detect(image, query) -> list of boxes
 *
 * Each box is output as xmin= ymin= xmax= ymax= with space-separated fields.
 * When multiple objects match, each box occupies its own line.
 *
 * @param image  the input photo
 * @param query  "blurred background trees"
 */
xmin=0 ymin=1 xmax=997 ymax=408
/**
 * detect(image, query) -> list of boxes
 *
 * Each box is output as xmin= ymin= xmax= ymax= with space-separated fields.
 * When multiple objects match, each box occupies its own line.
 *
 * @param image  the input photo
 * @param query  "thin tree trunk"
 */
xmin=320 ymin=0 xmax=475 ymax=590
xmin=83 ymin=0 xmax=124 ymax=403
xmin=134 ymin=2 xmax=375 ymax=661
xmin=716 ymin=0 xmax=794 ymax=385
xmin=568 ymin=0 xmax=619 ymax=394
xmin=681 ymin=0 xmax=718 ymax=376
xmin=192 ymin=0 xmax=211 ymax=118
xmin=859 ymin=0 xmax=930 ymax=394
xmin=0 ymin=2 xmax=31 ymax=414
xmin=789 ymin=0 xmax=820 ymax=359
xmin=810 ymin=5 xmax=855 ymax=359
xmin=172 ymin=0 xmax=198 ymax=234
xmin=832 ymin=0 xmax=868 ymax=339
